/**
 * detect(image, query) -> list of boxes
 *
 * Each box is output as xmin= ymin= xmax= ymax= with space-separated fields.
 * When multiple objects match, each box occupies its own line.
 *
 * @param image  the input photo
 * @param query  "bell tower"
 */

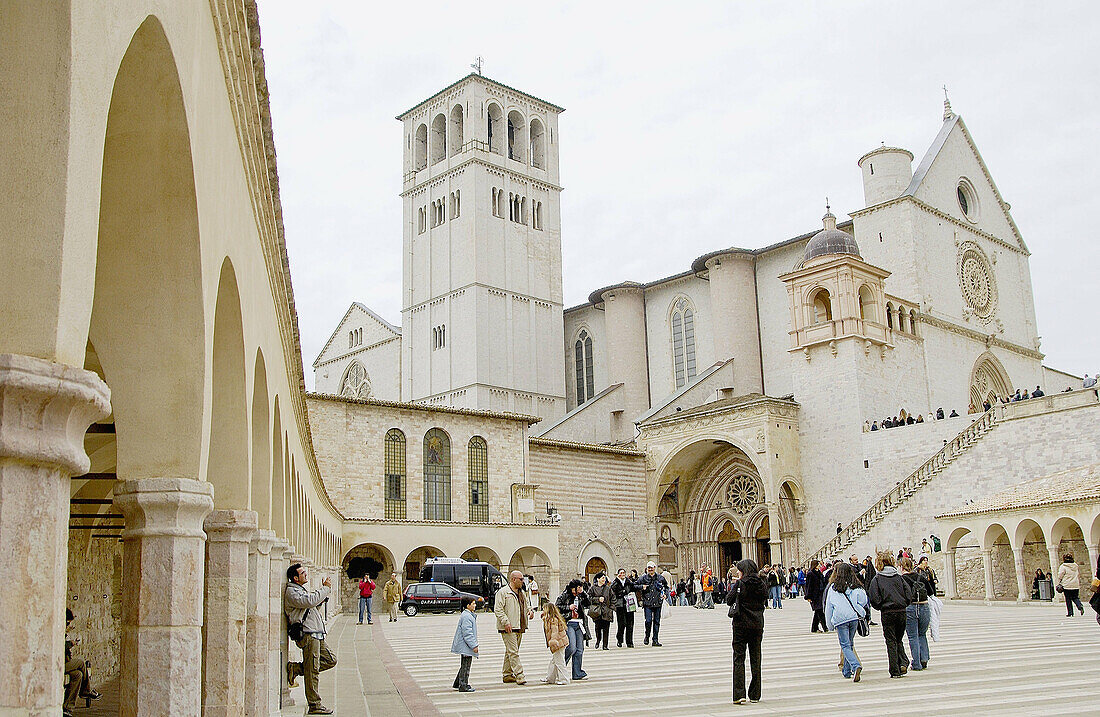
xmin=397 ymin=74 xmax=566 ymax=420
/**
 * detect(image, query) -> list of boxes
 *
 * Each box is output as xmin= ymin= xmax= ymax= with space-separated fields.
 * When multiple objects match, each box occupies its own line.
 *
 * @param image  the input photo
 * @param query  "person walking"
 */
xmin=726 ymin=559 xmax=767 ymax=705
xmin=357 ymin=573 xmax=375 ymax=625
xmin=900 ymin=556 xmax=932 ymax=671
xmin=588 ymin=571 xmax=614 ymax=650
xmin=765 ymin=565 xmax=782 ymax=609
xmin=494 ymin=570 xmax=533 ymax=685
xmin=284 ymin=562 xmax=336 ymax=715
xmin=556 ymin=579 xmax=590 ymax=680
xmin=450 ymin=597 xmax=479 ymax=692
xmin=867 ymin=552 xmax=914 ymax=679
xmin=1056 ymin=553 xmax=1085 ymax=617
xmin=612 ymin=568 xmax=636 ymax=647
xmin=638 ymin=561 xmax=669 ymax=646
xmin=825 ymin=562 xmax=869 ymax=683
xmin=383 ymin=571 xmax=402 ymax=622
xmin=686 ymin=569 xmax=697 ymax=606
xmin=540 ymin=603 xmax=570 ymax=684
xmin=700 ymin=567 xmax=715 ymax=609
xmin=806 ymin=559 xmax=828 ymax=632
xmin=527 ymin=574 xmax=541 ymax=611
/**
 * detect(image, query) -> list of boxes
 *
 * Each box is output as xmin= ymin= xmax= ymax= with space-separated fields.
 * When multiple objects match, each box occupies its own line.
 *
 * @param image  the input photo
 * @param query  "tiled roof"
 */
xmin=306 ymin=392 xmax=542 ymax=424
xmin=938 ymin=464 xmax=1100 ymax=518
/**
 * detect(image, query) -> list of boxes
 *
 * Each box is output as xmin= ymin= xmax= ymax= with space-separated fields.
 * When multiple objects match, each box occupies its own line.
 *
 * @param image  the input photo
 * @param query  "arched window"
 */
xmin=811 ymin=289 xmax=833 ymax=324
xmin=424 ymin=428 xmax=451 ymax=521
xmin=530 ymin=118 xmax=546 ymax=168
xmin=430 ymin=113 xmax=447 ymax=165
xmin=340 ymin=361 xmax=371 ymax=399
xmin=487 ymin=104 xmax=503 ymax=154
xmin=575 ymin=329 xmax=594 ymax=405
xmin=384 ymin=429 xmax=406 ymax=519
xmin=885 ymin=302 xmax=895 ymax=330
xmin=909 ymin=309 xmax=918 ymax=335
xmin=468 ymin=436 xmax=488 ymax=523
xmin=449 ymin=104 xmax=464 ymax=157
xmin=507 ymin=110 xmax=526 ymax=161
xmin=858 ymin=285 xmax=875 ymax=323
xmin=413 ymin=124 xmax=427 ymax=170
xmin=671 ymin=298 xmax=697 ymax=389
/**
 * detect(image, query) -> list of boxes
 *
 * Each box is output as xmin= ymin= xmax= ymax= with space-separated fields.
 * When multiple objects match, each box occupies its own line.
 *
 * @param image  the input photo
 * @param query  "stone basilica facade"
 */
xmin=311 ymin=73 xmax=1095 ymax=592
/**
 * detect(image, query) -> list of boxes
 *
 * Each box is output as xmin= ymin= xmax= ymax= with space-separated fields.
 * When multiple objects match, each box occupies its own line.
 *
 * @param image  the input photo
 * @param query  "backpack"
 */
xmin=910 ymin=574 xmax=928 ymax=602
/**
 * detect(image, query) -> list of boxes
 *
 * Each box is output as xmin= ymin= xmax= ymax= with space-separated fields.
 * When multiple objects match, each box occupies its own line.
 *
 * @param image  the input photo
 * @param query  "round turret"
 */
xmin=857 ymin=145 xmax=914 ymax=207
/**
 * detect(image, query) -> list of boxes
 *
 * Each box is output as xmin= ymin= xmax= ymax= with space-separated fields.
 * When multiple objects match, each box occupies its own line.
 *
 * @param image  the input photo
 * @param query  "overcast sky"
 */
xmin=258 ymin=1 xmax=1100 ymax=390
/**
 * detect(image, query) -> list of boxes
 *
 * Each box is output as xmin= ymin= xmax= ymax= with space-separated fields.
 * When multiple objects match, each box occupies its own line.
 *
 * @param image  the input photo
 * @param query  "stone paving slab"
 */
xmin=376 ymin=601 xmax=1100 ymax=716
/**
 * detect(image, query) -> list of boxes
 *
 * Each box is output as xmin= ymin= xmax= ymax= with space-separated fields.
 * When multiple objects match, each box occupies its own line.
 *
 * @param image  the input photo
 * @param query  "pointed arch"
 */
xmin=340 ymin=360 xmax=371 ymax=399
xmin=209 ymin=258 xmax=249 ymax=509
xmin=969 ymin=351 xmax=1011 ymax=408
xmin=670 ymin=296 xmax=698 ymax=388
xmin=573 ymin=327 xmax=595 ymax=405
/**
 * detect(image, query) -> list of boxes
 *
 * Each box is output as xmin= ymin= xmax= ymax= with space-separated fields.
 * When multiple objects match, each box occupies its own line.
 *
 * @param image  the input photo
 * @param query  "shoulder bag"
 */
xmin=727 ymin=583 xmax=741 ymax=619
xmin=287 ymin=606 xmax=310 ymax=642
xmin=841 ymin=589 xmax=869 ymax=637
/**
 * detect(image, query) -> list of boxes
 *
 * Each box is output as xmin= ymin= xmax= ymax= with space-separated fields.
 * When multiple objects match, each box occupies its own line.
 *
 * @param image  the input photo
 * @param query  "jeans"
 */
xmin=769 ymin=585 xmax=782 ymax=609
xmin=565 ymin=621 xmax=586 ymax=679
xmin=702 ymin=591 xmax=714 ymax=608
xmin=679 ymin=594 xmax=688 ymax=606
xmin=358 ymin=595 xmax=372 ymax=623
xmin=835 ymin=621 xmax=861 ymax=677
xmin=1064 ymin=589 xmax=1084 ymax=616
xmin=905 ymin=603 xmax=930 ymax=669
xmin=643 ymin=605 xmax=662 ymax=643
xmin=615 ymin=607 xmax=634 ymax=646
xmin=732 ymin=626 xmax=762 ymax=702
xmin=453 ymin=654 xmax=472 ymax=688
xmin=880 ymin=610 xmax=909 ymax=676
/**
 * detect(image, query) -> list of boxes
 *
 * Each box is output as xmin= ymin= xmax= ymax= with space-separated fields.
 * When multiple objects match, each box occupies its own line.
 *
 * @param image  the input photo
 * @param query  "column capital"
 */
xmin=251 ymin=528 xmax=277 ymax=555
xmin=114 ymin=478 xmax=214 ymax=539
xmin=204 ymin=508 xmax=258 ymax=543
xmin=0 ymin=353 xmax=110 ymax=474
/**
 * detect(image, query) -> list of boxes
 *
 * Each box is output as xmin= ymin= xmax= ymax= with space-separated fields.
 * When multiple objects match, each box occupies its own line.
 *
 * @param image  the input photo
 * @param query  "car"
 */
xmin=419 ymin=559 xmax=504 ymax=609
xmin=399 ymin=582 xmax=486 ymax=616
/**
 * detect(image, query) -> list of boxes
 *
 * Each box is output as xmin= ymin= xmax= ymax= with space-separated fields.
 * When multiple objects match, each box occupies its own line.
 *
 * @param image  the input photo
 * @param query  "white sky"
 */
xmin=257 ymin=1 xmax=1100 ymax=390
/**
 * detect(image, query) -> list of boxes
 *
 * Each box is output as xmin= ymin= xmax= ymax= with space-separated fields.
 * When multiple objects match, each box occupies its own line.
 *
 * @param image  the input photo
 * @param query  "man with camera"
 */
xmin=284 ymin=563 xmax=337 ymax=715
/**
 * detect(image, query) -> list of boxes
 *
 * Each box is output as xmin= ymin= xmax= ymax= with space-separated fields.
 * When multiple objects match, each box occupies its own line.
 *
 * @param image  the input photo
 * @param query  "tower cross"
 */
xmin=470 ymin=56 xmax=484 ymax=75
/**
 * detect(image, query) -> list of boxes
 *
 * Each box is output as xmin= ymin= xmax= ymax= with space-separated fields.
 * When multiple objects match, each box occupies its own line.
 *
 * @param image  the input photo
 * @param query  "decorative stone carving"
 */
xmin=957 ymin=241 xmax=998 ymax=321
xmin=726 ymin=475 xmax=764 ymax=515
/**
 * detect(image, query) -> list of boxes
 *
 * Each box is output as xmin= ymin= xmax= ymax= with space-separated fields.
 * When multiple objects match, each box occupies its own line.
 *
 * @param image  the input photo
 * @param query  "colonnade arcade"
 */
xmin=1 ymin=6 xmax=344 ymax=715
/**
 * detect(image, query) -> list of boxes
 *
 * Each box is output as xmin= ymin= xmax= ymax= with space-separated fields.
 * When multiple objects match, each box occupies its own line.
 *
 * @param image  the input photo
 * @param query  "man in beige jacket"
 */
xmin=383 ymin=572 xmax=402 ymax=622
xmin=494 ymin=570 xmax=533 ymax=684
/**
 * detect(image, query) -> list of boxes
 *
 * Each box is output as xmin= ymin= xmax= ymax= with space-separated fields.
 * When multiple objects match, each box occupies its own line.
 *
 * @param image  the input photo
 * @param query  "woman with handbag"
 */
xmin=1056 ymin=553 xmax=1085 ymax=617
xmin=726 ymin=559 xmax=768 ymax=705
xmin=588 ymin=572 xmax=615 ymax=650
xmin=824 ymin=562 xmax=869 ymax=682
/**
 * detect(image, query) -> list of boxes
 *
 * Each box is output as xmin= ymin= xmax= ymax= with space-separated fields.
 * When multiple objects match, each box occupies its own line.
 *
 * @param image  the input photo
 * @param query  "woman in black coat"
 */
xmin=805 ymin=559 xmax=828 ymax=632
xmin=727 ymin=559 xmax=768 ymax=704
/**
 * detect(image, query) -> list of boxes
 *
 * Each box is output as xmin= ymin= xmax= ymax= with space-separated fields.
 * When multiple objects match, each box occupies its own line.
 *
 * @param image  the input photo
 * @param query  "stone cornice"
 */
xmin=529 ymin=436 xmax=646 ymax=457
xmin=850 ymin=195 xmax=1028 ymax=257
xmin=343 ymin=517 xmax=560 ymax=528
xmin=312 ymin=335 xmax=400 ymax=371
xmin=396 ymin=73 xmax=565 ymax=121
xmin=920 ymin=313 xmax=1043 ymax=360
xmin=401 ymin=155 xmax=563 ymax=197
xmin=306 ymin=392 xmax=543 ymax=425
xmin=403 ymin=283 xmax=562 ymax=316
xmin=639 ymin=395 xmax=800 ymax=433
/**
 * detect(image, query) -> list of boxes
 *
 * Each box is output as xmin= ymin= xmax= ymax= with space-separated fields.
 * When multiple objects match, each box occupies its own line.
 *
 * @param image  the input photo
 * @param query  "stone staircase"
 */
xmin=806 ymin=406 xmax=999 ymax=565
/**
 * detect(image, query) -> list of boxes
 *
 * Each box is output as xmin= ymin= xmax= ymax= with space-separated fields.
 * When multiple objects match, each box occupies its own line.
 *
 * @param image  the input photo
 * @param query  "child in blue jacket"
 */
xmin=450 ymin=597 xmax=479 ymax=692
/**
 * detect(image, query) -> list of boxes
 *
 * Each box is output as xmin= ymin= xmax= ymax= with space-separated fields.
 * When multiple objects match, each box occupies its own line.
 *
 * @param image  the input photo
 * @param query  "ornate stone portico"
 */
xmin=638 ymin=394 xmax=804 ymax=575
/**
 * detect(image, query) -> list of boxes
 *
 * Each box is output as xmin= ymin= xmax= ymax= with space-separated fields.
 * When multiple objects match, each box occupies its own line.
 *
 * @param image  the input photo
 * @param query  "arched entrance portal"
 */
xmin=717 ymin=521 xmax=742 ymax=578
xmin=584 ymin=557 xmax=608 ymax=581
xmin=755 ymin=516 xmax=771 ymax=567
xmin=970 ymin=352 xmax=1011 ymax=409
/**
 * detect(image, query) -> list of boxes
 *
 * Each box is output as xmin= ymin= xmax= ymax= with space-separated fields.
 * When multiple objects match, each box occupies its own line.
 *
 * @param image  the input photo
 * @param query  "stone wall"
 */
xmin=66 ymin=532 xmax=122 ymax=682
xmin=528 ymin=440 xmax=649 ymax=584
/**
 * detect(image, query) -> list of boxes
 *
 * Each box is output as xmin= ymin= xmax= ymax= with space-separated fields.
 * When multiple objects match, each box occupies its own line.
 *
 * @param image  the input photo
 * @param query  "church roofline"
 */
xmin=396 ymin=73 xmax=565 ymax=121
xmin=588 ymin=281 xmax=644 ymax=307
xmin=306 ymin=392 xmax=543 ymax=425
xmin=529 ymin=436 xmax=645 ymax=457
xmin=311 ymin=301 xmax=400 ymax=368
xmin=639 ymin=392 xmax=799 ymax=429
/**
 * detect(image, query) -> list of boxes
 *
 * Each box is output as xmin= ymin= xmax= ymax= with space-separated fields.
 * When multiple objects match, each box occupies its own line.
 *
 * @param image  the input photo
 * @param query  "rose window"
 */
xmin=340 ymin=361 xmax=371 ymax=399
xmin=726 ymin=475 xmax=763 ymax=515
xmin=956 ymin=242 xmax=997 ymax=320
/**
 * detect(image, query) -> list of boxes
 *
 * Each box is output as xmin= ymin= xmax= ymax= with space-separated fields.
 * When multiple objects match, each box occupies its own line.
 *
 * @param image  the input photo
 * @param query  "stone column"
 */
xmin=1047 ymin=544 xmax=1062 ymax=584
xmin=1012 ymin=548 xmax=1028 ymax=602
xmin=202 ymin=509 xmax=258 ymax=717
xmin=0 ymin=354 xmax=110 ymax=715
xmin=269 ymin=540 xmax=293 ymax=714
xmin=245 ymin=529 xmax=275 ymax=716
xmin=1088 ymin=544 xmax=1099 ymax=584
xmin=115 ymin=478 xmax=215 ymax=717
xmin=944 ymin=549 xmax=958 ymax=599
xmin=981 ymin=549 xmax=995 ymax=601
xmin=743 ymin=537 xmax=757 ymax=564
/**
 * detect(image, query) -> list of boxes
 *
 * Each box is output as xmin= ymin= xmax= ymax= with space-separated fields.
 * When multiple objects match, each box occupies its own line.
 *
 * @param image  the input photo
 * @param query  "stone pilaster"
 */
xmin=1012 ymin=548 xmax=1028 ymax=602
xmin=981 ymin=549 xmax=995 ymax=601
xmin=0 ymin=354 xmax=110 ymax=715
xmin=245 ymin=529 xmax=275 ymax=717
xmin=114 ymin=478 xmax=215 ymax=717
xmin=270 ymin=541 xmax=293 ymax=712
xmin=945 ymin=549 xmax=958 ymax=599
xmin=202 ymin=509 xmax=258 ymax=717
xmin=1047 ymin=545 xmax=1061 ymax=586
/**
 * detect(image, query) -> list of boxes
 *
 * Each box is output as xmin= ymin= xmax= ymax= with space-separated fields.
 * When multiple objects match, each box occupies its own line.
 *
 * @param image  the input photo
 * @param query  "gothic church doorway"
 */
xmin=718 ymin=521 xmax=742 ymax=577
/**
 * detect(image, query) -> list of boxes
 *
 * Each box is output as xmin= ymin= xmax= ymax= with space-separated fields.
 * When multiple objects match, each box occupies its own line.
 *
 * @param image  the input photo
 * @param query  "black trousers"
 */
xmin=732 ymin=626 xmax=763 ymax=702
xmin=880 ymin=610 xmax=909 ymax=676
xmin=811 ymin=608 xmax=827 ymax=632
xmin=593 ymin=619 xmax=611 ymax=648
xmin=615 ymin=607 xmax=634 ymax=646
xmin=453 ymin=654 xmax=472 ymax=688
xmin=1064 ymin=589 xmax=1084 ymax=616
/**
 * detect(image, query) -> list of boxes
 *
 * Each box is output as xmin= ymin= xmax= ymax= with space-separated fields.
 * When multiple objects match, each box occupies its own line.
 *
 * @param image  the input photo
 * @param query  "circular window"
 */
xmin=956 ymin=178 xmax=979 ymax=222
xmin=726 ymin=475 xmax=763 ymax=515
xmin=956 ymin=241 xmax=997 ymax=320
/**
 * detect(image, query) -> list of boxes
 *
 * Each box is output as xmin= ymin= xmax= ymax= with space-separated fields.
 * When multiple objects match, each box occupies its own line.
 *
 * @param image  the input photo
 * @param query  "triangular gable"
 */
xmin=904 ymin=113 xmax=1028 ymax=253
xmin=312 ymin=302 xmax=401 ymax=368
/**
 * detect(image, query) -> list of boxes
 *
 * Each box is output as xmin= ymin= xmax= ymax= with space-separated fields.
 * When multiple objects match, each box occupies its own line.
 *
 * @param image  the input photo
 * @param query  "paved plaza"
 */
xmin=303 ymin=601 xmax=1099 ymax=717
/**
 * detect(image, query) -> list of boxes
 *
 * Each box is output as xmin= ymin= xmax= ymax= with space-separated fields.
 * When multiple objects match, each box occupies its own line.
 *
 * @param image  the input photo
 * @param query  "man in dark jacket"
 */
xmin=611 ymin=568 xmax=636 ymax=647
xmin=805 ymin=560 xmax=828 ymax=632
xmin=637 ymin=561 xmax=668 ymax=646
xmin=867 ymin=552 xmax=915 ymax=677
xmin=726 ymin=559 xmax=768 ymax=703
xmin=860 ymin=556 xmax=878 ymax=625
